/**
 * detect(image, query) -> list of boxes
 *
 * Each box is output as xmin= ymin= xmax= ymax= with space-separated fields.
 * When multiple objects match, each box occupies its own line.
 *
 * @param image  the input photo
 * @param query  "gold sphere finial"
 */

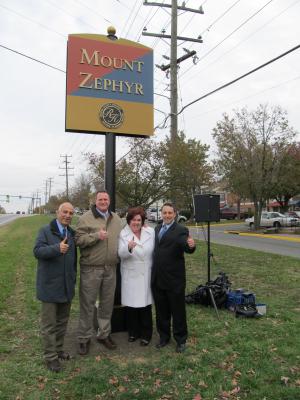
xmin=107 ymin=26 xmax=116 ymax=36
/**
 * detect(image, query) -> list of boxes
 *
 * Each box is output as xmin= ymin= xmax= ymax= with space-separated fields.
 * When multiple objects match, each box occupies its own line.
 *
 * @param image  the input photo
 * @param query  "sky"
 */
xmin=1 ymin=0 xmax=300 ymax=212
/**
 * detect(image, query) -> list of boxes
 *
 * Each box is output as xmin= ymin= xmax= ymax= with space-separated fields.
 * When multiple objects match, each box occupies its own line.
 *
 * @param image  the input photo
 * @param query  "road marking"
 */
xmin=187 ymin=222 xmax=244 ymax=228
xmin=224 ymin=231 xmax=300 ymax=243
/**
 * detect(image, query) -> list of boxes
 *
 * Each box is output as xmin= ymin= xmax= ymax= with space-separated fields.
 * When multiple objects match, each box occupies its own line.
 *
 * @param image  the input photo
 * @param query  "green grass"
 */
xmin=0 ymin=216 xmax=299 ymax=399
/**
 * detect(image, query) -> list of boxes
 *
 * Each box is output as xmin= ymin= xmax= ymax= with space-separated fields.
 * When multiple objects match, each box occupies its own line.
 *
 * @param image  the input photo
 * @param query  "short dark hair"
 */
xmin=96 ymin=190 xmax=110 ymax=198
xmin=161 ymin=202 xmax=177 ymax=213
xmin=126 ymin=207 xmax=146 ymax=225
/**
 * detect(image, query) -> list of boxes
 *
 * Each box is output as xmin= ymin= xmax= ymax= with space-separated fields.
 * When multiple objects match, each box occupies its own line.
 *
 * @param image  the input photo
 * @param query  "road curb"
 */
xmin=224 ymin=230 xmax=300 ymax=243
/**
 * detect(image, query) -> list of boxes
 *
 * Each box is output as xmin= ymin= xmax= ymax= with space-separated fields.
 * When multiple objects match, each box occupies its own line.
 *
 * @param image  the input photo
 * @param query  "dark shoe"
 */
xmin=57 ymin=351 xmax=72 ymax=360
xmin=128 ymin=336 xmax=137 ymax=342
xmin=155 ymin=340 xmax=169 ymax=349
xmin=97 ymin=335 xmax=117 ymax=350
xmin=176 ymin=343 xmax=186 ymax=353
xmin=46 ymin=358 xmax=61 ymax=372
xmin=78 ymin=340 xmax=90 ymax=356
xmin=140 ymin=339 xmax=150 ymax=346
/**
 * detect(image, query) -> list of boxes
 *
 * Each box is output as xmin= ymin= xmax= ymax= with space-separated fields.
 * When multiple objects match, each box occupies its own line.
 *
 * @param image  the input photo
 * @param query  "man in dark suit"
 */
xmin=152 ymin=202 xmax=196 ymax=353
xmin=33 ymin=202 xmax=77 ymax=372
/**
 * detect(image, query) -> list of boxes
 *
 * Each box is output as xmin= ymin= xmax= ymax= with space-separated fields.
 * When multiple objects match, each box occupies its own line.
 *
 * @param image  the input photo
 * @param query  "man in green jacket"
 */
xmin=75 ymin=191 xmax=122 ymax=355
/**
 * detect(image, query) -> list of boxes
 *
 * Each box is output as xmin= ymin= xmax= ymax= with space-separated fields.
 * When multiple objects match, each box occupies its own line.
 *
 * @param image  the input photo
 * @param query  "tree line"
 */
xmin=45 ymin=104 xmax=300 ymax=228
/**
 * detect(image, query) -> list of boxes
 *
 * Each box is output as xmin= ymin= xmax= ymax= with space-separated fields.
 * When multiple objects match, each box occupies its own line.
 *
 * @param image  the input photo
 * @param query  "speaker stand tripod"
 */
xmin=206 ymin=221 xmax=220 ymax=320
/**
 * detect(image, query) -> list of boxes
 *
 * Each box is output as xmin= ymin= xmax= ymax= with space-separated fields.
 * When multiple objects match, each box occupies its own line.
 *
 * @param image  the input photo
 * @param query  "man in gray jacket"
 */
xmin=33 ymin=202 xmax=77 ymax=372
xmin=75 ymin=191 xmax=122 ymax=355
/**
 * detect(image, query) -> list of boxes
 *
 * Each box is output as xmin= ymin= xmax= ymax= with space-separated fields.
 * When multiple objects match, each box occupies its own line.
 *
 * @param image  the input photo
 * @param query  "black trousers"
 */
xmin=127 ymin=305 xmax=153 ymax=341
xmin=152 ymin=286 xmax=187 ymax=345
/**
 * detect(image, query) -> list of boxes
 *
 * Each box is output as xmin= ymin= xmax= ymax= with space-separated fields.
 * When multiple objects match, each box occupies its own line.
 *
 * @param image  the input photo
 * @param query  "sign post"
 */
xmin=105 ymin=132 xmax=116 ymax=211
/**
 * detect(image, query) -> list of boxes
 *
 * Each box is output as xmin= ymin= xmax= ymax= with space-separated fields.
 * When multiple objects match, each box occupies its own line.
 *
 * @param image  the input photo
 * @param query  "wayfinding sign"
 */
xmin=65 ymin=33 xmax=154 ymax=136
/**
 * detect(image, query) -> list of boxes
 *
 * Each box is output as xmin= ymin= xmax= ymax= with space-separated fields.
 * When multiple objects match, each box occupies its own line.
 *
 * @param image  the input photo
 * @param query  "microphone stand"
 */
xmin=206 ymin=220 xmax=220 ymax=319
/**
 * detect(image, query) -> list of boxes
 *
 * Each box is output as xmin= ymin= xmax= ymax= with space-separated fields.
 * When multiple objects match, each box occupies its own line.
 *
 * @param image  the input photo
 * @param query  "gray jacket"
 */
xmin=33 ymin=219 xmax=77 ymax=303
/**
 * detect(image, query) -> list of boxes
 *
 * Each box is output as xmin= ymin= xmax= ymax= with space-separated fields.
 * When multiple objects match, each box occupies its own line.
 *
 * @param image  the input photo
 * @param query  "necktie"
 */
xmin=158 ymin=225 xmax=167 ymax=241
xmin=62 ymin=227 xmax=67 ymax=238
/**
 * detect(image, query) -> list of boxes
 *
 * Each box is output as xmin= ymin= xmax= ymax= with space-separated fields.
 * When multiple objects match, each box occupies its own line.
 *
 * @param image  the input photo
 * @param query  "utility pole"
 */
xmin=143 ymin=1 xmax=203 ymax=141
xmin=59 ymin=155 xmax=74 ymax=200
xmin=44 ymin=179 xmax=48 ymax=205
xmin=31 ymin=194 xmax=34 ymax=214
xmin=36 ymin=190 xmax=40 ymax=213
xmin=48 ymin=177 xmax=54 ymax=202
xmin=170 ymin=0 xmax=178 ymax=141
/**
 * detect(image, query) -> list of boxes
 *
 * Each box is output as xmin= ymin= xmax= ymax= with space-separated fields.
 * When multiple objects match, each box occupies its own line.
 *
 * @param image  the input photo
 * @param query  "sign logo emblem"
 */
xmin=99 ymin=103 xmax=124 ymax=129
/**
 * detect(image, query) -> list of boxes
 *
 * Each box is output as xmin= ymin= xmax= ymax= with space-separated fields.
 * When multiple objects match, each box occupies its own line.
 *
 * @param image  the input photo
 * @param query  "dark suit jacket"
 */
xmin=152 ymin=222 xmax=195 ymax=293
xmin=34 ymin=219 xmax=77 ymax=303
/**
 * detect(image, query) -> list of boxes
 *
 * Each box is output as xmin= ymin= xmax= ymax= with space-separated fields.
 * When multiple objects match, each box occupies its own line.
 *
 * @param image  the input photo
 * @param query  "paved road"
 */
xmin=189 ymin=221 xmax=300 ymax=259
xmin=0 ymin=214 xmax=22 ymax=226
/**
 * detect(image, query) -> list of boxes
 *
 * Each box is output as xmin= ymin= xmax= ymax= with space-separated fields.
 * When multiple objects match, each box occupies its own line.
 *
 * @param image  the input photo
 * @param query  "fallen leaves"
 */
xmin=108 ymin=376 xmax=119 ymax=385
xmin=281 ymin=376 xmax=289 ymax=385
xmin=154 ymin=379 xmax=162 ymax=387
xmin=219 ymin=386 xmax=240 ymax=399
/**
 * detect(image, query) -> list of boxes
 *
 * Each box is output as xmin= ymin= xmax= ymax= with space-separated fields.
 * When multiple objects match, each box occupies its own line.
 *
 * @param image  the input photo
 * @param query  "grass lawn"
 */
xmin=0 ymin=216 xmax=299 ymax=400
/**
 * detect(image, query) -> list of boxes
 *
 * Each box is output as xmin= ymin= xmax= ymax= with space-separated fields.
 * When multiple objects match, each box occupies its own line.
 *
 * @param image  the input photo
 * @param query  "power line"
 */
xmin=0 ymin=3 xmax=65 ymax=38
xmin=189 ymin=74 xmax=300 ymax=122
xmin=180 ymin=0 xmax=275 ymax=79
xmin=120 ymin=0 xmax=140 ymax=37
xmin=135 ymin=2 xmax=164 ymax=42
xmin=59 ymin=155 xmax=74 ymax=200
xmin=0 ymin=44 xmax=66 ymax=73
xmin=45 ymin=0 xmax=101 ymax=32
xmin=72 ymin=0 xmax=113 ymax=24
xmin=178 ymin=43 xmax=300 ymax=115
xmin=182 ymin=0 xmax=300 ymax=87
xmin=154 ymin=0 xmax=241 ymax=90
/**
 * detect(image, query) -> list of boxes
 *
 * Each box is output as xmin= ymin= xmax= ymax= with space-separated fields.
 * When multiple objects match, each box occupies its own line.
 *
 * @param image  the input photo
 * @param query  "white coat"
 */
xmin=118 ymin=224 xmax=155 ymax=308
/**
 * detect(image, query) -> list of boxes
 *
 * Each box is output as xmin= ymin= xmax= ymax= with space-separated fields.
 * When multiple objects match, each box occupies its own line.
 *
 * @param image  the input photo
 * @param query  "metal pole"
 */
xmin=207 ymin=220 xmax=211 ymax=282
xmin=65 ymin=156 xmax=69 ymax=200
xmin=105 ymin=133 xmax=116 ymax=212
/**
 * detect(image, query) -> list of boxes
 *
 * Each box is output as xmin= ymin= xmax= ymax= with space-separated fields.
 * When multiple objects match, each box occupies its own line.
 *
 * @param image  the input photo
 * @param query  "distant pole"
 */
xmin=48 ymin=177 xmax=53 ymax=202
xmin=59 ymin=155 xmax=74 ymax=200
xmin=44 ymin=179 xmax=48 ymax=205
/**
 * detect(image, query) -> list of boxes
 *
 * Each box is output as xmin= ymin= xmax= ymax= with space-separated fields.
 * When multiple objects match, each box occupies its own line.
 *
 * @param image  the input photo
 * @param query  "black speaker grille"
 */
xmin=194 ymin=194 xmax=220 ymax=222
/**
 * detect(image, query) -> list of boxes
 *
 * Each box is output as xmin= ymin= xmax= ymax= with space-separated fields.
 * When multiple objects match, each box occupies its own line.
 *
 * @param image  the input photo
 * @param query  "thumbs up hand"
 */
xmin=60 ymin=236 xmax=69 ymax=254
xmin=187 ymin=235 xmax=195 ymax=249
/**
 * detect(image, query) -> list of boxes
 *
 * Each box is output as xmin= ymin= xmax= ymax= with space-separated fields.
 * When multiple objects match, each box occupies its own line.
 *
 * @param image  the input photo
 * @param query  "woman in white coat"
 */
xmin=118 ymin=207 xmax=155 ymax=346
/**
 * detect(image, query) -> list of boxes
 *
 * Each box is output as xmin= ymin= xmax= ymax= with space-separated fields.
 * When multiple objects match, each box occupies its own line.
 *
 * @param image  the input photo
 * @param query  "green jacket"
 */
xmin=75 ymin=205 xmax=122 ymax=267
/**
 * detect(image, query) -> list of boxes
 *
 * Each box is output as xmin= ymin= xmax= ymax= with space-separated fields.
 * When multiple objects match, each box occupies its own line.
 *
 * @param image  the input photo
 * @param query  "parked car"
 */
xmin=220 ymin=207 xmax=247 ymax=220
xmin=147 ymin=207 xmax=187 ymax=224
xmin=177 ymin=214 xmax=188 ymax=224
xmin=245 ymin=211 xmax=298 ymax=228
xmin=157 ymin=214 xmax=187 ymax=224
xmin=146 ymin=207 xmax=161 ymax=222
xmin=285 ymin=211 xmax=300 ymax=219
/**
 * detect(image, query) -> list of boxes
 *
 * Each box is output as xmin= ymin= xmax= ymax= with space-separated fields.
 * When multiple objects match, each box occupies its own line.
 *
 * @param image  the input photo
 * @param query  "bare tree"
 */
xmin=213 ymin=104 xmax=297 ymax=229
